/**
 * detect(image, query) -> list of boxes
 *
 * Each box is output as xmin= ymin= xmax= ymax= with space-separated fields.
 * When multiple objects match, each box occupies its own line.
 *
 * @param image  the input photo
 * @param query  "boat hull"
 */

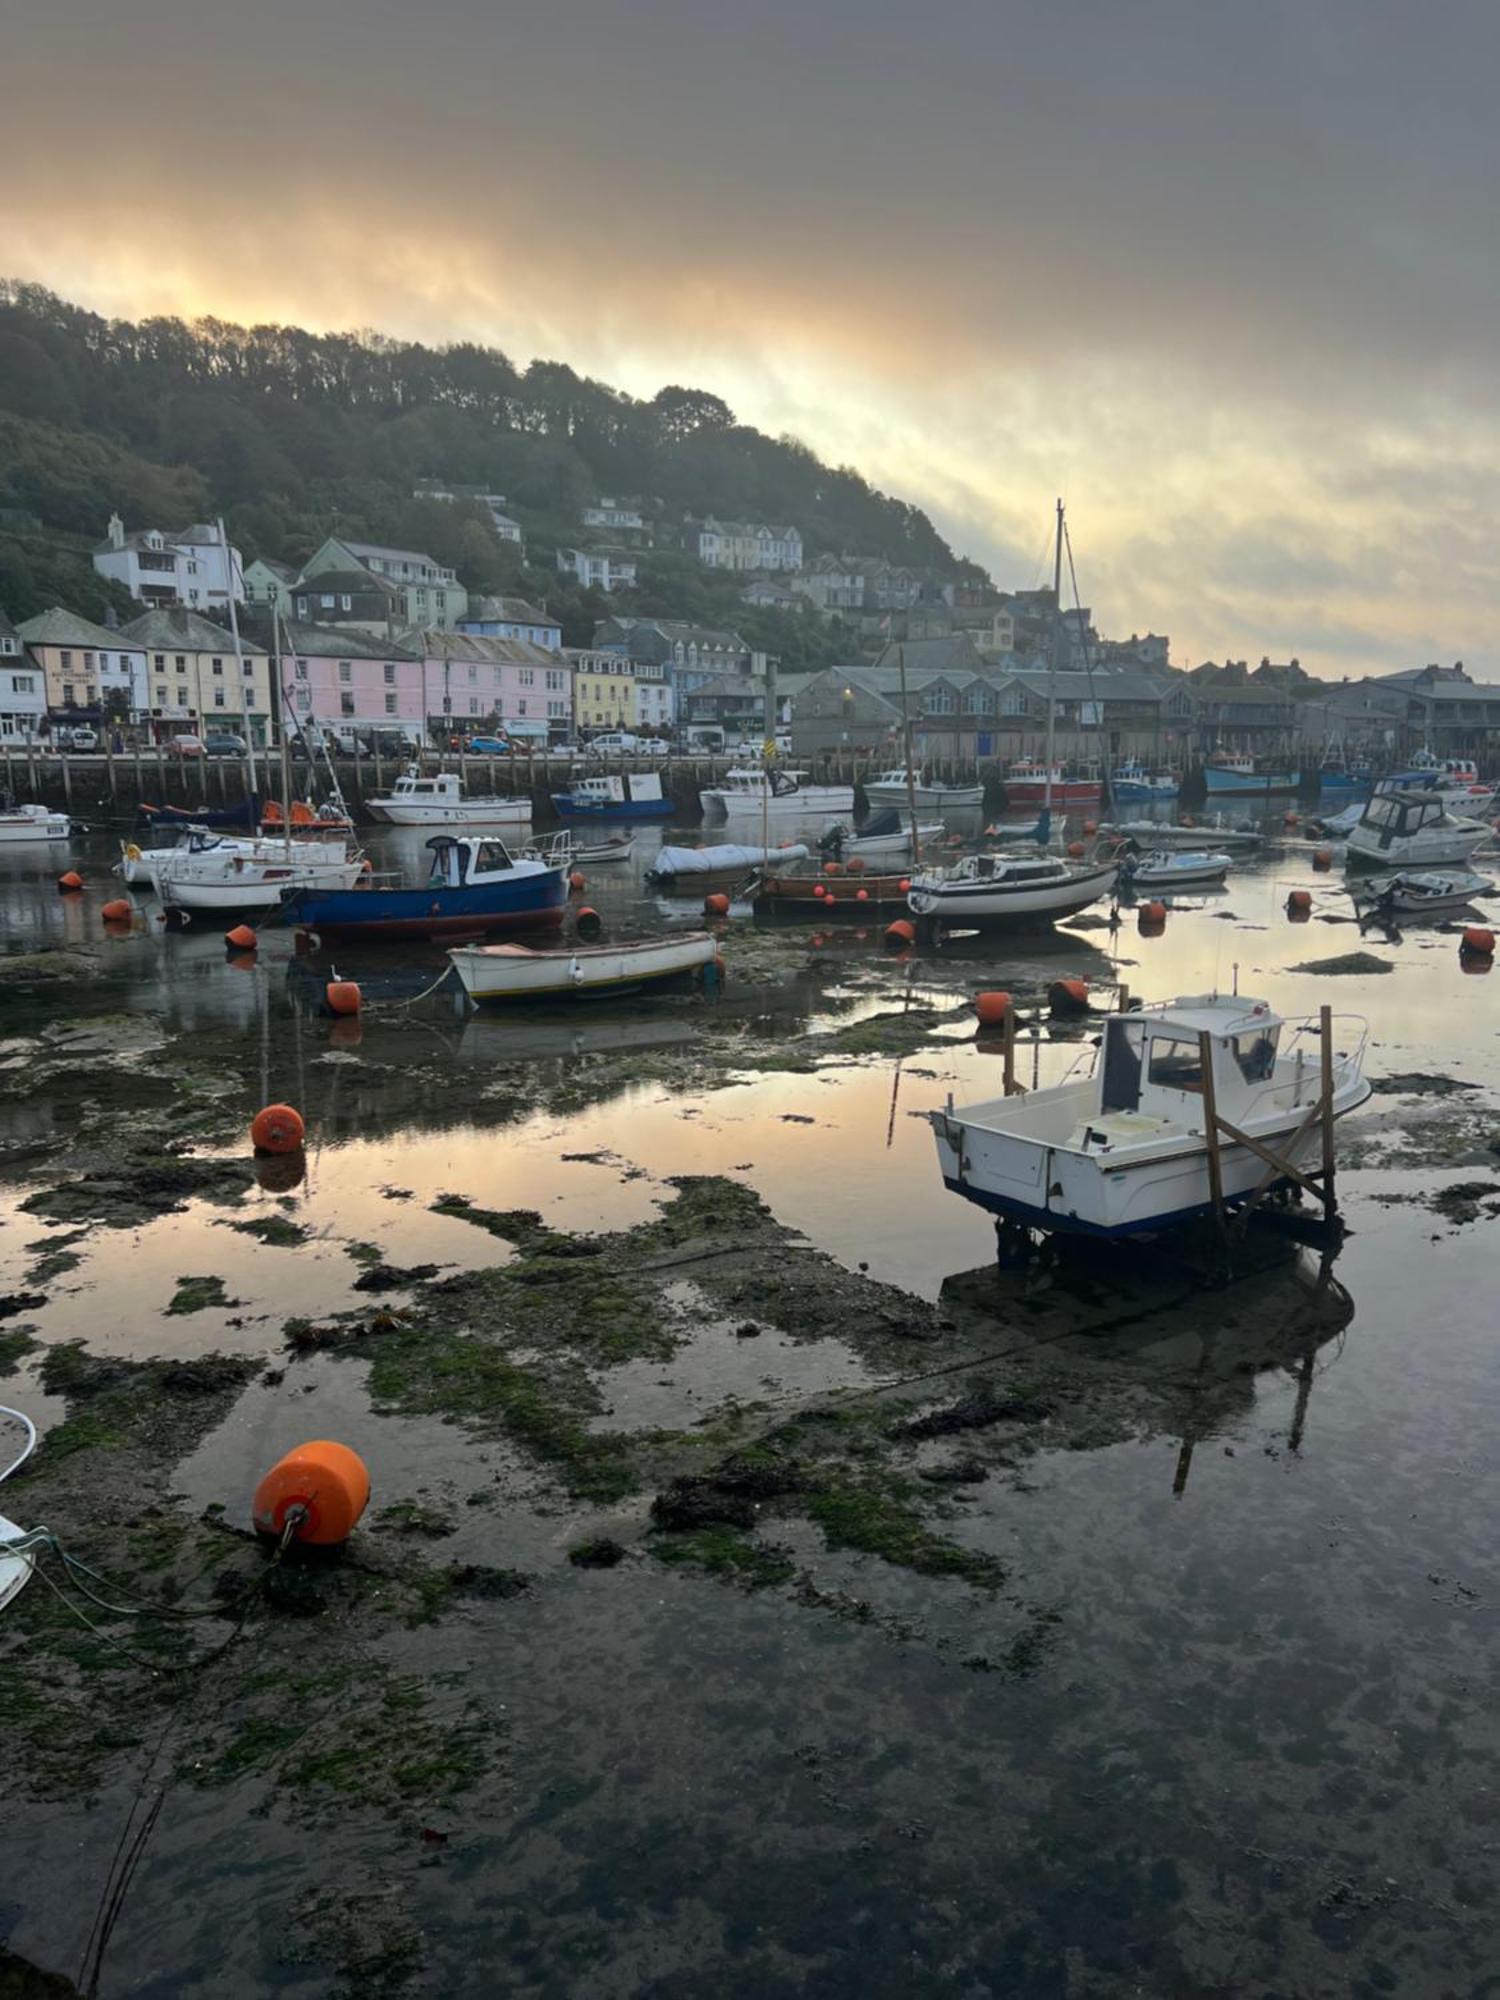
xmin=1345 ymin=824 xmax=1490 ymax=871
xmin=701 ymin=786 xmax=853 ymax=820
xmin=552 ymin=794 xmax=675 ymax=821
xmin=1002 ymin=779 xmax=1102 ymax=806
xmin=1111 ymin=779 xmax=1177 ymax=802
xmin=1204 ymin=767 xmax=1300 ymax=797
xmin=367 ymin=801 xmax=531 ymax=828
xmin=908 ymin=862 xmax=1117 ymax=927
xmin=281 ymin=869 xmax=568 ymax=939
xmin=864 ymin=782 xmax=984 ymax=811
xmin=450 ymin=933 xmax=716 ymax=1002
xmin=0 ymin=812 xmax=70 ymax=844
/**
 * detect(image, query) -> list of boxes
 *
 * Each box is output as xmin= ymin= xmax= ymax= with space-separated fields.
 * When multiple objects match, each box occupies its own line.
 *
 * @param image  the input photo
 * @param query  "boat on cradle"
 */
xmin=752 ymin=867 xmax=913 ymax=916
xmin=1109 ymin=761 xmax=1178 ymax=802
xmin=1203 ymin=752 xmax=1300 ymax=798
xmin=118 ymin=824 xmax=349 ymax=887
xmin=1117 ymin=849 xmax=1233 ymax=893
xmin=365 ymin=766 xmax=531 ymax=830
xmin=818 ymin=810 xmax=942 ymax=861
xmin=698 ymin=768 xmax=854 ymax=820
xmin=862 ymin=769 xmax=985 ymax=811
xmin=573 ymin=833 xmax=635 ymax=864
xmin=147 ymin=831 xmax=367 ymax=917
xmin=645 ymin=842 xmax=809 ymax=891
xmin=551 ymin=773 xmax=673 ymax=821
xmin=0 ymin=801 xmax=70 ymax=844
xmin=280 ymin=834 xmax=568 ymax=941
xmin=906 ymin=852 xmax=1118 ymax=929
xmin=1102 ymin=817 xmax=1263 ymax=851
xmin=1001 ymin=759 xmax=1103 ymax=808
xmin=1344 ymin=790 xmax=1492 ymax=871
xmin=1351 ymin=868 xmax=1496 ymax=919
xmin=449 ymin=931 xmax=717 ymax=1004
xmin=930 ymin=992 xmax=1371 ymax=1239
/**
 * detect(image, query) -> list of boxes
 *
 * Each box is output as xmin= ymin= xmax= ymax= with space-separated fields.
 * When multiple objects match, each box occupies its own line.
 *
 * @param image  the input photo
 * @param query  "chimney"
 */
xmin=107 ymin=511 xmax=125 ymax=550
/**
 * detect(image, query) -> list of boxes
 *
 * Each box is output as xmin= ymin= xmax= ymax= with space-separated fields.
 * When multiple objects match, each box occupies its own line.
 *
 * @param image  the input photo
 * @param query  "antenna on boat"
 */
xmin=1232 ymin=960 xmax=1240 ymax=995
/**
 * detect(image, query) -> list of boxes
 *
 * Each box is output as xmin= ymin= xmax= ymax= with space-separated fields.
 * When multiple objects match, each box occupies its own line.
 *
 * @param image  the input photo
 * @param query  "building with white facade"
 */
xmin=0 ymin=606 xmax=44 ymax=743
xmin=557 ymin=548 xmax=639 ymax=592
xmin=696 ymin=518 xmax=803 ymax=572
xmin=243 ymin=558 xmax=297 ymax=615
xmin=457 ymin=596 xmax=563 ymax=650
xmin=299 ymin=538 xmax=468 ymax=629
xmin=412 ymin=482 xmax=524 ymax=545
xmin=17 ymin=609 xmax=149 ymax=728
xmin=581 ymin=498 xmax=649 ymax=534
xmin=633 ymin=659 xmax=673 ymax=732
xmin=92 ymin=515 xmax=245 ymax=611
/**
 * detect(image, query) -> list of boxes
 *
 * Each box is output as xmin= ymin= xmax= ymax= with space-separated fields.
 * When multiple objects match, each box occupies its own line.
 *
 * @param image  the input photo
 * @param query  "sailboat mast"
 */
xmin=897 ymin=644 xmax=920 ymax=854
xmin=273 ymin=605 xmax=293 ymax=856
xmin=219 ymin=518 xmax=256 ymax=820
xmin=1044 ymin=497 xmax=1062 ymax=821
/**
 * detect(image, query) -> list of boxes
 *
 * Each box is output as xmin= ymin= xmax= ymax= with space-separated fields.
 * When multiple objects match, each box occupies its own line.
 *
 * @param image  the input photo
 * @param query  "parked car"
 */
xmin=168 ymin=734 xmax=206 ymax=758
xmin=204 ymin=733 xmax=248 ymax=758
xmin=55 ymin=725 xmax=99 ymax=752
xmin=584 ymin=732 xmax=641 ymax=756
xmin=466 ymin=736 xmax=512 ymax=756
xmin=363 ymin=729 xmax=425 ymax=757
xmin=635 ymin=737 xmax=670 ymax=755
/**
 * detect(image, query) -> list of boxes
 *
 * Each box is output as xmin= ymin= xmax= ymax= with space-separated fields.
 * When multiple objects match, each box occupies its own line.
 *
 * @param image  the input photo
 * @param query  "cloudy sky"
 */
xmin=3 ymin=0 xmax=1497 ymax=675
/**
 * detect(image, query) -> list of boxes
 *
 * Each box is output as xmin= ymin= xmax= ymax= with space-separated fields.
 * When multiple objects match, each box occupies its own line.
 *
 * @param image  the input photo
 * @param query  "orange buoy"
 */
xmin=898 ymin=877 xmax=911 ymax=893
xmin=1461 ymin=949 xmax=1493 ymax=975
xmin=1461 ymin=926 xmax=1496 ymax=956
xmin=824 ymin=892 xmax=838 ymax=907
xmin=575 ymin=905 xmax=603 ymax=938
xmin=1067 ymin=840 xmax=1086 ymax=858
xmin=251 ymin=1102 xmax=305 ymax=1155
xmin=252 ymin=1440 xmax=371 ymax=1547
xmin=1082 ymin=820 xmax=1098 ymax=835
xmin=973 ymin=990 xmax=1012 ymax=1026
xmin=855 ymin=887 xmax=869 ymax=901
xmin=824 ymin=860 xmax=844 ymax=877
xmin=704 ymin=891 xmax=731 ymax=917
xmin=57 ymin=871 xmax=83 ymax=893
xmin=569 ymin=871 xmax=586 ymax=892
xmin=224 ymin=923 xmax=257 ymax=951
xmin=846 ymin=856 xmax=866 ymax=875
xmin=325 ymin=981 xmax=361 ymax=1016
xmin=360 ymin=858 xmax=373 ymax=877
xmin=101 ymin=898 xmax=133 ymax=923
xmin=1140 ymin=900 xmax=1168 ymax=924
xmin=1287 ymin=889 xmax=1313 ymax=913
xmin=813 ymin=883 xmax=827 ymax=899
xmin=884 ymin=919 xmax=916 ymax=948
xmin=1048 ymin=977 xmax=1091 ymax=1015
xmin=1312 ymin=849 xmax=1333 ymax=871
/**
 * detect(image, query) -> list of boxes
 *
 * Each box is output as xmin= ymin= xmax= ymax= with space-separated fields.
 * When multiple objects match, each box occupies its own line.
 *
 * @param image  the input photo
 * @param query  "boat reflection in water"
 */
xmin=939 ymin=1215 xmax=1353 ymax=1494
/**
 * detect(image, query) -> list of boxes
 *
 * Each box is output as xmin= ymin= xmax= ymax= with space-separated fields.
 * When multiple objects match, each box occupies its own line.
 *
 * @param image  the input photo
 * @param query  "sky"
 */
xmin=3 ymin=0 xmax=1498 ymax=677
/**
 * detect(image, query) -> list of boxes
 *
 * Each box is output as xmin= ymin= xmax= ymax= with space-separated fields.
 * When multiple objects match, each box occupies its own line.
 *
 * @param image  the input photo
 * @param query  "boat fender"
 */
xmin=973 ymin=990 xmax=1011 ymax=1026
xmin=1312 ymin=849 xmax=1333 ymax=871
xmin=1048 ymin=978 xmax=1091 ymax=1016
xmin=325 ymin=981 xmax=361 ymax=1017
xmin=884 ymin=919 xmax=916 ymax=948
xmin=846 ymin=857 xmax=866 ymax=875
xmin=1067 ymin=840 xmax=1086 ymax=858
xmin=823 ymin=861 xmax=843 ymax=877
xmin=704 ymin=892 xmax=731 ymax=917
xmin=124 ymin=842 xmax=142 ymax=861
xmin=1286 ymin=889 xmax=1312 ymax=914
xmin=251 ymin=1102 xmax=305 ymax=1155
xmin=569 ymin=871 xmax=586 ymax=892
xmin=1139 ymin=900 xmax=1168 ymax=924
xmin=855 ymin=888 xmax=869 ymax=901
xmin=899 ymin=877 xmax=911 ymax=893
xmin=252 ymin=1441 xmax=370 ymax=1548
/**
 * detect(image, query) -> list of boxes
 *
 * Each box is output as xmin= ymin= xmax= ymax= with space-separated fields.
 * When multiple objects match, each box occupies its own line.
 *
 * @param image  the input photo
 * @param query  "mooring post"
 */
xmin=1198 ymin=1029 xmax=1228 ymax=1241
xmin=59 ymin=750 xmax=73 ymax=811
xmin=1319 ymin=1004 xmax=1336 ymax=1220
xmin=1002 ymin=1005 xmax=1017 ymax=1095
xmin=1118 ymin=983 xmax=1131 ymax=1013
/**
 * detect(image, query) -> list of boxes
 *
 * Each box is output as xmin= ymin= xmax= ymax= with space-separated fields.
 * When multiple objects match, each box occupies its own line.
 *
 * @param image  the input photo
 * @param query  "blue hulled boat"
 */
xmin=279 ymin=834 xmax=568 ymax=941
xmin=551 ymin=773 xmax=674 ymax=820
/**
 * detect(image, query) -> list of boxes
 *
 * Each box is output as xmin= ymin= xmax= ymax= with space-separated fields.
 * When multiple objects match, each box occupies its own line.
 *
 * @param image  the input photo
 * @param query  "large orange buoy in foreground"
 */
xmin=575 ymin=905 xmax=603 ymax=938
xmin=1312 ymin=849 xmax=1333 ymax=871
xmin=974 ymin=990 xmax=1012 ymax=1026
xmin=225 ymin=923 xmax=257 ymax=951
xmin=101 ymin=898 xmax=133 ymax=923
xmin=1462 ymin=926 xmax=1496 ymax=957
xmin=1287 ymin=889 xmax=1313 ymax=913
xmin=251 ymin=1102 xmax=305 ymax=1154
xmin=325 ymin=981 xmax=361 ymax=1016
xmin=885 ymin=919 xmax=916 ymax=948
xmin=57 ymin=871 xmax=83 ymax=893
xmin=1048 ymin=977 xmax=1091 ymax=1015
xmin=252 ymin=1440 xmax=371 ymax=1547
xmin=704 ymin=891 xmax=730 ymax=917
xmin=1139 ymin=900 xmax=1168 ymax=924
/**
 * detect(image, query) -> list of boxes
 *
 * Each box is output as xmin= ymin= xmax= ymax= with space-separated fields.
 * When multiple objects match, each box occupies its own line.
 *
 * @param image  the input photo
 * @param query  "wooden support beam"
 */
xmin=1212 ymin=1113 xmax=1326 ymax=1201
xmin=1235 ymin=1099 xmax=1324 ymax=1227
xmin=1197 ymin=1031 xmax=1228 ymax=1238
xmin=1002 ymin=1005 xmax=1017 ymax=1096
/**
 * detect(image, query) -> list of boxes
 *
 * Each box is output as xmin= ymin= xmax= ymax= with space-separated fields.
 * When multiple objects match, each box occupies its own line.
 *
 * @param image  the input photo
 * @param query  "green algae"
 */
xmin=166 ymin=1274 xmax=235 ymax=1315
xmin=227 ymin=1214 xmax=309 ymax=1247
xmin=652 ymin=1526 xmax=797 ymax=1588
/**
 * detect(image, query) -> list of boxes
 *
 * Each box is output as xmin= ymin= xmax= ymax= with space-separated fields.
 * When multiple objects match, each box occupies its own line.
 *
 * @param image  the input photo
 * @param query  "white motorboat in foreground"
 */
xmin=1117 ymin=849 xmax=1233 ymax=892
xmin=119 ymin=825 xmax=348 ymax=886
xmin=1352 ymin=869 xmax=1495 ymax=919
xmin=931 ymin=993 xmax=1371 ymax=1239
xmin=449 ymin=931 xmax=717 ymax=1003
xmin=0 ymin=803 xmax=69 ymax=845
xmin=1344 ymin=790 xmax=1492 ymax=871
xmin=907 ymin=852 xmax=1118 ymax=928
xmin=146 ymin=831 xmax=367 ymax=916
xmin=365 ymin=767 xmax=531 ymax=829
xmin=699 ymin=769 xmax=853 ymax=820
xmin=863 ymin=769 xmax=985 ymax=811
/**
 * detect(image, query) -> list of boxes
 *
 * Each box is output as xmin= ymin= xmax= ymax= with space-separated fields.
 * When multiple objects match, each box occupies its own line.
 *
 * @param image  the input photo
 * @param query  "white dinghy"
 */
xmin=906 ymin=851 xmax=1117 ymax=929
xmin=449 ymin=931 xmax=717 ymax=1003
xmin=930 ymin=992 xmax=1370 ymax=1240
xmin=1352 ymin=869 xmax=1496 ymax=919
xmin=1117 ymin=849 xmax=1233 ymax=892
xmin=0 ymin=802 xmax=70 ymax=845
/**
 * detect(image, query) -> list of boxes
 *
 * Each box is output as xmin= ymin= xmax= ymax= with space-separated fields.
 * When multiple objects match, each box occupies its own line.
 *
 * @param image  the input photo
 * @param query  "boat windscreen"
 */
xmin=1101 ymin=1017 xmax=1144 ymax=1111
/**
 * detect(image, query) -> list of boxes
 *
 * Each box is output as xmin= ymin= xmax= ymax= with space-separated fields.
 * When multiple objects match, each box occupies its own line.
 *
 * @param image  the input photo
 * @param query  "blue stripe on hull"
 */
xmin=941 ymin=1173 xmax=1293 ymax=1239
xmin=552 ymin=796 xmax=675 ymax=820
xmin=1203 ymin=768 xmax=1300 ymax=796
xmin=281 ymin=872 xmax=567 ymax=939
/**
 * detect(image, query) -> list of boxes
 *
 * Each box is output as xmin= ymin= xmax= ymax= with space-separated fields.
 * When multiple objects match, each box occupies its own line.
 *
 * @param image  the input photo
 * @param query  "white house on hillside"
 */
xmin=557 ymin=548 xmax=639 ymax=592
xmin=92 ymin=515 xmax=244 ymax=610
xmin=697 ymin=518 xmax=803 ymax=572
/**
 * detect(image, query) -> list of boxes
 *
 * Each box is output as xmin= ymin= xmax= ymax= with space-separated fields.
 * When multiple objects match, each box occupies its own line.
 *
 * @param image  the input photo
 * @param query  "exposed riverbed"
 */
xmin=2 ymin=812 xmax=1499 ymax=1996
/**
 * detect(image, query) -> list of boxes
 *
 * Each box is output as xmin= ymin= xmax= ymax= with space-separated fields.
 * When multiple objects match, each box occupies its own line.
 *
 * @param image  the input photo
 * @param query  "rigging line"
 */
xmin=1062 ymin=516 xmax=1114 ymax=809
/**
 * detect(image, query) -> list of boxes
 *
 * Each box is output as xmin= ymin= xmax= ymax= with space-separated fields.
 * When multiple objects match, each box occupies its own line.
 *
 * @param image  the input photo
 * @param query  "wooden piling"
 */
xmin=1197 ymin=1030 xmax=1228 ymax=1239
xmin=1002 ymin=1006 xmax=1017 ymax=1096
xmin=1318 ymin=1004 xmax=1337 ymax=1220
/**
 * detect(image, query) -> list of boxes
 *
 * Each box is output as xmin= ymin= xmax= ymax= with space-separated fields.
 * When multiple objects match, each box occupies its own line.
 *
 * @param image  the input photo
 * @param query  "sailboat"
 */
xmin=906 ymin=500 xmax=1116 ymax=929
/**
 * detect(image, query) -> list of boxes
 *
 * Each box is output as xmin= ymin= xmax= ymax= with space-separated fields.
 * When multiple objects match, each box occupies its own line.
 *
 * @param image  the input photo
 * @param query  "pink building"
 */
xmin=408 ymin=629 xmax=573 ymax=743
xmin=279 ymin=623 xmax=425 ymax=735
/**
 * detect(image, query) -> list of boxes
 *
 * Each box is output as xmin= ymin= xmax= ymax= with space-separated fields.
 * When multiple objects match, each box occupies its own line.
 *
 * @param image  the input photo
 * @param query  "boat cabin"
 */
xmin=1095 ymin=999 xmax=1281 ymax=1130
xmin=720 ymin=767 xmax=807 ymax=794
xmin=1357 ymin=791 xmax=1456 ymax=843
xmin=425 ymin=834 xmax=519 ymax=885
xmin=948 ymin=854 xmax=1070 ymax=884
xmin=566 ymin=774 xmax=664 ymax=805
xmin=391 ymin=768 xmax=463 ymax=803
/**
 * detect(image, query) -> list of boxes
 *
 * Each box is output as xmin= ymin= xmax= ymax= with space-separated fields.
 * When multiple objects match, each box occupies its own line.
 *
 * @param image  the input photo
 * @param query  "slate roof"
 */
xmin=120 ymin=607 xmax=259 ymax=653
xmin=281 ymin=622 xmax=421 ymax=661
xmin=463 ymin=595 xmax=559 ymax=627
xmin=396 ymin=629 xmax=558 ymax=667
xmin=18 ymin=607 xmax=144 ymax=651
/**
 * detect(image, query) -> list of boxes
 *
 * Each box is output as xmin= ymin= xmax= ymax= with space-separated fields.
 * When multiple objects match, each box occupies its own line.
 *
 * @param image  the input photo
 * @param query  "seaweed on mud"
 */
xmin=166 ymin=1274 xmax=236 ymax=1316
xmin=0 ymin=1326 xmax=37 ymax=1374
xmin=226 ymin=1214 xmax=310 ymax=1246
xmin=1286 ymin=950 xmax=1395 ymax=975
xmin=19 ymin=1155 xmax=254 ymax=1228
xmin=890 ymin=1388 xmax=1056 ymax=1441
xmin=352 ymin=1262 xmax=442 ymax=1293
xmin=0 ymin=1292 xmax=47 ymax=1323
xmin=652 ymin=1527 xmax=797 ymax=1588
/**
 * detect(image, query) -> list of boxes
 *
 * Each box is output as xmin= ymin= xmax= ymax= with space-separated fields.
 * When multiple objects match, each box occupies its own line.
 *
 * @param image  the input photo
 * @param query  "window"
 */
xmin=518 ymin=700 xmax=527 ymax=717
xmin=212 ymin=658 xmax=223 ymax=676
xmin=213 ymin=689 xmax=226 ymax=708
xmin=320 ymin=594 xmax=335 ymax=610
xmin=13 ymin=675 xmax=33 ymax=694
xmin=175 ymin=657 xmax=186 ymax=670
xmin=156 ymin=684 xmax=167 ymax=702
xmin=468 ymin=665 xmax=477 ymax=684
xmin=295 ymin=659 xmax=309 ymax=681
xmin=340 ymin=692 xmax=355 ymax=717
xmin=154 ymin=655 xmax=165 ymax=670
xmin=468 ymin=698 xmax=479 ymax=715
xmin=176 ymin=686 xmax=188 ymax=706
xmin=519 ymin=669 xmax=534 ymax=687
xmin=61 ymin=651 xmax=72 ymax=670
xmin=1230 ymin=1027 xmax=1279 ymax=1082
xmin=385 ymin=693 xmax=398 ymax=715
xmin=62 ymin=685 xmax=76 ymax=706
xmin=1001 ymin=686 xmax=1030 ymax=717
xmin=83 ymin=652 xmax=93 ymax=669
xmin=383 ymin=663 xmax=396 ymax=685
xmin=922 ymin=687 xmax=955 ymax=715
xmin=297 ymin=687 xmax=311 ymax=711
xmin=338 ymin=662 xmax=352 ymax=683
xmin=243 ymin=661 xmax=253 ymax=678
xmin=340 ymin=595 xmax=352 ymax=612
xmin=1147 ymin=1035 xmax=1203 ymax=1093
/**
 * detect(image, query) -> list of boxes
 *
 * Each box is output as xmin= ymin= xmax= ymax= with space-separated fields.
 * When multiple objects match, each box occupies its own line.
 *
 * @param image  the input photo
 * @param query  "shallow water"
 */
xmin=3 ymin=813 xmax=1500 ymax=1994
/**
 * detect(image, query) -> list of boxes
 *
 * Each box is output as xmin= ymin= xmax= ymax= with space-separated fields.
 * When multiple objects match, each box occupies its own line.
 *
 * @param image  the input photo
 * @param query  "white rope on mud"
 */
xmin=0 ymin=1404 xmax=37 ymax=1485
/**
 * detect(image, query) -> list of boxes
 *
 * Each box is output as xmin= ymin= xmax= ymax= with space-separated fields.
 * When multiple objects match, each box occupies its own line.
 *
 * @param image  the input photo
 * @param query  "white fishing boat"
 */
xmin=907 ymin=851 xmax=1118 ymax=928
xmin=1344 ymin=789 xmax=1492 ymax=871
xmin=0 ymin=1403 xmax=37 ymax=1613
xmin=146 ymin=831 xmax=367 ymax=916
xmin=365 ymin=766 xmax=531 ymax=830
xmin=1351 ymin=869 xmax=1496 ymax=919
xmin=573 ymin=833 xmax=636 ymax=864
xmin=1102 ymin=817 xmax=1264 ymax=852
xmin=819 ymin=810 xmax=943 ymax=861
xmin=699 ymin=769 xmax=853 ymax=820
xmin=1117 ymin=849 xmax=1233 ymax=892
xmin=646 ymin=841 xmax=809 ymax=890
xmin=1110 ymin=761 xmax=1178 ymax=801
xmin=118 ymin=825 xmax=349 ymax=887
xmin=863 ymin=769 xmax=985 ymax=811
xmin=449 ymin=931 xmax=718 ymax=1003
xmin=0 ymin=802 xmax=70 ymax=845
xmin=930 ymin=993 xmax=1371 ymax=1239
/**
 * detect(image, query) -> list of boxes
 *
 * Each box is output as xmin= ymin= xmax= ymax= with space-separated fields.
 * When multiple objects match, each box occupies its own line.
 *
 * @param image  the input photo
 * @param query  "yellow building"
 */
xmin=121 ymin=607 xmax=274 ymax=744
xmin=567 ymin=649 xmax=634 ymax=734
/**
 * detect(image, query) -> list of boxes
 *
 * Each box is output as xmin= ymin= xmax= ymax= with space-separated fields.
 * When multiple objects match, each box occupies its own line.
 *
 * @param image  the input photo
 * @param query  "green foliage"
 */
xmin=0 ymin=282 xmax=987 ymax=631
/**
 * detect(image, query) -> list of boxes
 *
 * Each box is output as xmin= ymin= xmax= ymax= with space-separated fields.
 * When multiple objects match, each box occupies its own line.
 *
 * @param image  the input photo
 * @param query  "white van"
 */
xmin=585 ymin=731 xmax=641 ymax=756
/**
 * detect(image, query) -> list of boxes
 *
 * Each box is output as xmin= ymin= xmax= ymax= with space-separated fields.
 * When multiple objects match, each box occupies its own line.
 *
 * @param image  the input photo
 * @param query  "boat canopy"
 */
xmin=425 ymin=834 xmax=516 ymax=885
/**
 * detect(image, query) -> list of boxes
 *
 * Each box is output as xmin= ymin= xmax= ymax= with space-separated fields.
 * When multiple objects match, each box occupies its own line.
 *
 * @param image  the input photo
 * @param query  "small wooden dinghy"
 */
xmin=574 ymin=833 xmax=636 ymax=864
xmin=449 ymin=930 xmax=718 ymax=1003
xmin=752 ymin=867 xmax=912 ymax=916
xmin=1117 ymin=849 xmax=1233 ymax=892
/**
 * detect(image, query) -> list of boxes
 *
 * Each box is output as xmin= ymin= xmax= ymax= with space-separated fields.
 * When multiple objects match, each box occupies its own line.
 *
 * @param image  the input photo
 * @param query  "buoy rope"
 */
xmin=0 ymin=1403 xmax=37 ymax=1484
xmin=326 ymin=960 xmax=459 ymax=1010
